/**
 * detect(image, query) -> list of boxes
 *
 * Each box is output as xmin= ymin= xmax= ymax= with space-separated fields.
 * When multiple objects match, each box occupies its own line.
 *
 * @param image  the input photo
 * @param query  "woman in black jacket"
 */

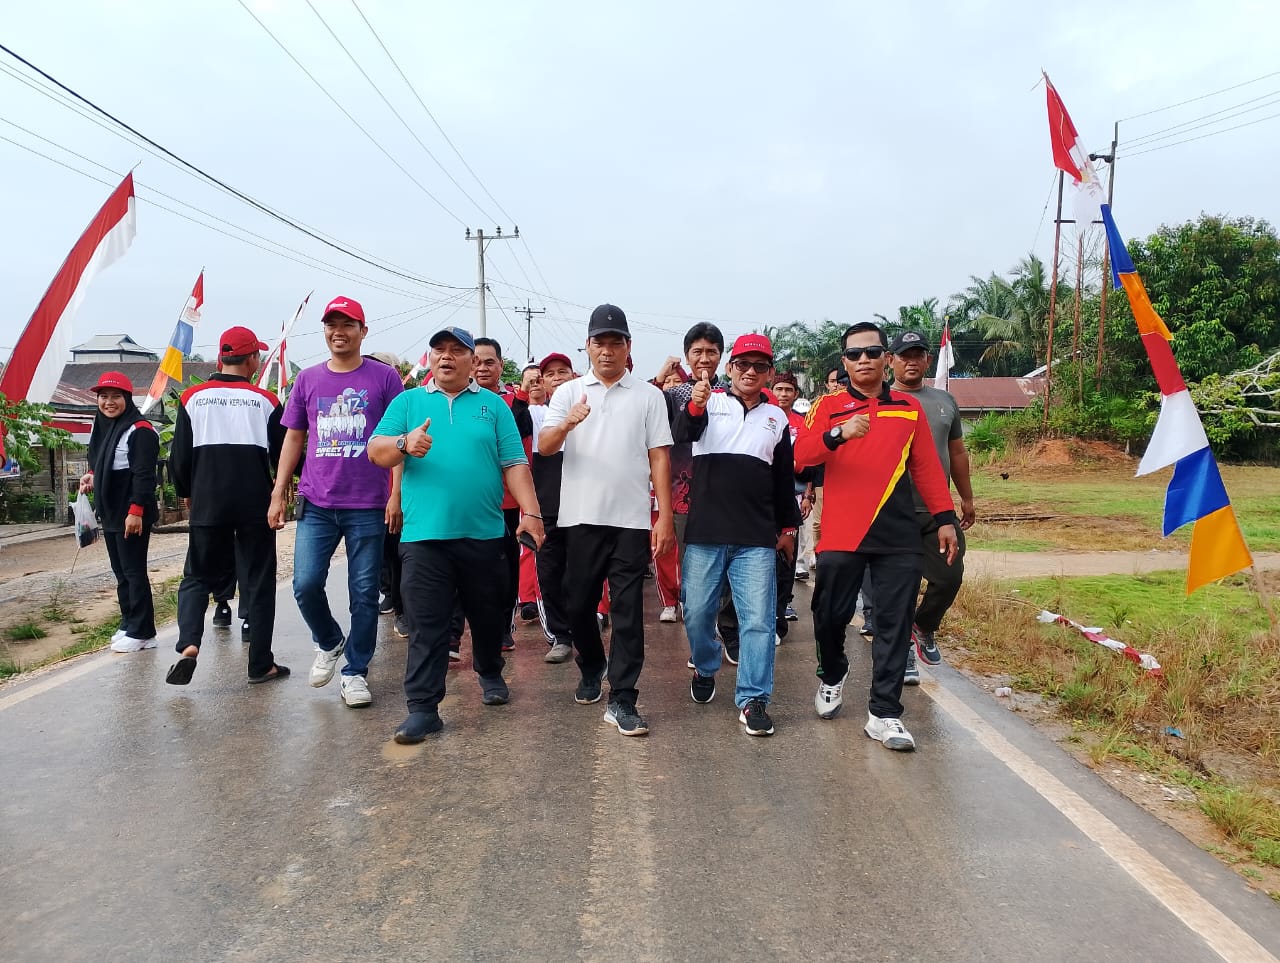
xmin=80 ymin=372 xmax=160 ymax=653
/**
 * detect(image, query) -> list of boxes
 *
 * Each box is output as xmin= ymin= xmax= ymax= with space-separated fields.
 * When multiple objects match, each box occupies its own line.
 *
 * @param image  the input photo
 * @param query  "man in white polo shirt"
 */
xmin=539 ymin=304 xmax=674 ymax=737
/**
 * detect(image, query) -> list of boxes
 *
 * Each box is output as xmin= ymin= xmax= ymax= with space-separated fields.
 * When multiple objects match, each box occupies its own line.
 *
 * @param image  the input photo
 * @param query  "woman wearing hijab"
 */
xmin=79 ymin=372 xmax=160 ymax=653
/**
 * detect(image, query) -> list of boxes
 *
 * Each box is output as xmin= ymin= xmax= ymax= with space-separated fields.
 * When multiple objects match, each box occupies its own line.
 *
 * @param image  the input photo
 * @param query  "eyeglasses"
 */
xmin=842 ymin=346 xmax=887 ymax=361
xmin=729 ymin=359 xmax=772 ymax=374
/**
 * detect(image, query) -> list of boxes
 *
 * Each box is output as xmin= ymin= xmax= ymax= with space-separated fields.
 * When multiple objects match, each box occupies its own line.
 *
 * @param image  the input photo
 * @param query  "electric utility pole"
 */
xmin=1090 ymin=123 xmax=1118 ymax=385
xmin=464 ymin=226 xmax=518 ymax=336
xmin=519 ymin=301 xmax=545 ymax=362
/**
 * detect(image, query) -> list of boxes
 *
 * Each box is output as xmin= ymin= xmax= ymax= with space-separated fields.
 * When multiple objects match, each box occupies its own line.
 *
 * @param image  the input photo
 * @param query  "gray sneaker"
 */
xmin=393 ymin=614 xmax=410 ymax=638
xmin=603 ymin=700 xmax=649 ymax=736
xmin=903 ymin=647 xmax=921 ymax=686
xmin=545 ymin=641 xmax=573 ymax=664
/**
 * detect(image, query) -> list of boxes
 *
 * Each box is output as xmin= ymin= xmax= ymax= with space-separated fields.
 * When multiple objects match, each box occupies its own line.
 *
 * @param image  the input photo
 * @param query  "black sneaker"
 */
xmin=913 ymin=624 xmax=942 ymax=666
xmin=519 ymin=602 xmax=538 ymax=623
xmin=739 ymin=698 xmax=775 ymax=736
xmin=393 ymin=614 xmax=409 ymax=638
xmin=501 ymin=634 xmax=516 ymax=652
xmin=784 ymin=605 xmax=799 ymax=621
xmin=603 ymin=701 xmax=649 ymax=736
xmin=379 ymin=596 xmax=395 ymax=615
xmin=723 ymin=641 xmax=740 ymax=666
xmin=240 ymin=620 xmax=251 ymax=644
xmin=394 ymin=711 xmax=443 ymax=744
xmin=903 ymin=647 xmax=921 ymax=686
xmin=212 ymin=601 xmax=232 ymax=628
xmin=480 ymin=674 xmax=510 ymax=706
xmin=690 ymin=671 xmax=716 ymax=704
xmin=860 ymin=619 xmax=875 ymax=640
xmin=575 ymin=665 xmax=607 ymax=705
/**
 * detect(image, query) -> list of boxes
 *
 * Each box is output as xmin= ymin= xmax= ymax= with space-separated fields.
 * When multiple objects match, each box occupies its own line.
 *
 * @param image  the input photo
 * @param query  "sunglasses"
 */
xmin=729 ymin=359 xmax=773 ymax=374
xmin=842 ymin=346 xmax=887 ymax=361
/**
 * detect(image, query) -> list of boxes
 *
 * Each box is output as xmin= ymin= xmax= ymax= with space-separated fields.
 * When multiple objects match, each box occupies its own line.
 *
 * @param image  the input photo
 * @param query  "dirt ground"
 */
xmin=0 ymin=525 xmax=301 ymax=668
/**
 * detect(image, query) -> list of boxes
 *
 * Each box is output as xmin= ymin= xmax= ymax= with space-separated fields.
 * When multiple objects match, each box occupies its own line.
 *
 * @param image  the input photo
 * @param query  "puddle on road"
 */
xmin=381 ymin=740 xmax=425 ymax=764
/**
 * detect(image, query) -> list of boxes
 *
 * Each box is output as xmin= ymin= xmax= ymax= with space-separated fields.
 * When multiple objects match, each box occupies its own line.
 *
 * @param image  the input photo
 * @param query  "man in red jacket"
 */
xmin=794 ymin=321 xmax=958 ymax=751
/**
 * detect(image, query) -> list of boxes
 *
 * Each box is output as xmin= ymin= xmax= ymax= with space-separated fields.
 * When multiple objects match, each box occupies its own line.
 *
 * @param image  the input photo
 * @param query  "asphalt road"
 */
xmin=2 ymin=568 xmax=1278 ymax=962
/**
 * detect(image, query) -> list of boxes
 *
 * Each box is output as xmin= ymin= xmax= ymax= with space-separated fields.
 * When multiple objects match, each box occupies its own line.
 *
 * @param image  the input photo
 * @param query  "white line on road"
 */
xmin=0 ymin=652 xmax=115 ymax=712
xmin=923 ymin=679 xmax=1277 ymax=963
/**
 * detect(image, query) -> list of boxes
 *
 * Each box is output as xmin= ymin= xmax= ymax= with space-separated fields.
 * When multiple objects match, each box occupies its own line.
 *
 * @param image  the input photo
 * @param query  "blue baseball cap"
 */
xmin=429 ymin=326 xmax=476 ymax=352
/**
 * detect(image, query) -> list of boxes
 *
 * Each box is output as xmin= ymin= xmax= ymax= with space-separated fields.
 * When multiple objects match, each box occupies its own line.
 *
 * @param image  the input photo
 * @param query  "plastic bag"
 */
xmin=73 ymin=491 xmax=100 ymax=548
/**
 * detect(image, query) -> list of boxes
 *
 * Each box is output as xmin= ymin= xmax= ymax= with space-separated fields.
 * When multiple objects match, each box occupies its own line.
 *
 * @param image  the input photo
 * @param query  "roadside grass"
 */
xmin=4 ymin=622 xmax=47 ymax=641
xmin=948 ymin=569 xmax=1280 ymax=873
xmin=0 ymin=576 xmax=181 ymax=676
xmin=970 ymin=463 xmax=1280 ymax=552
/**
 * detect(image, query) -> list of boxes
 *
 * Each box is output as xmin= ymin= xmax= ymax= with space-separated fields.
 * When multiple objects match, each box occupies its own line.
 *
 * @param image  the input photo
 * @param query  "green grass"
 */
xmin=967 ymin=533 xmax=1055 ymax=552
xmin=4 ymin=622 xmax=47 ymax=642
xmin=972 ymin=464 xmax=1280 ymax=551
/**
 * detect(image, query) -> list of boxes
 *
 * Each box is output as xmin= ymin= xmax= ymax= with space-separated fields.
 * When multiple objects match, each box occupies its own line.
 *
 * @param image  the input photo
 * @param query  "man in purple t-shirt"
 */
xmin=268 ymin=296 xmax=404 ymax=708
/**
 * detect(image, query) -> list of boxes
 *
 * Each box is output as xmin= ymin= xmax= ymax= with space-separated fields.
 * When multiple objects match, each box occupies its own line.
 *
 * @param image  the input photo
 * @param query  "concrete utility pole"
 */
xmin=1091 ymin=123 xmax=1119 ymax=385
xmin=519 ymin=301 xmax=545 ymax=362
xmin=464 ymin=226 xmax=518 ymax=337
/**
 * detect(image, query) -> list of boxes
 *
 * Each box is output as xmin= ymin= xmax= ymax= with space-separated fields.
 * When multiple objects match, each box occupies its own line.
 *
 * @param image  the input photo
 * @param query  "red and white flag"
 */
xmin=258 ymin=291 xmax=311 ymax=406
xmin=1044 ymin=72 xmax=1107 ymax=232
xmin=0 ymin=173 xmax=137 ymax=405
xmin=933 ymin=321 xmax=955 ymax=391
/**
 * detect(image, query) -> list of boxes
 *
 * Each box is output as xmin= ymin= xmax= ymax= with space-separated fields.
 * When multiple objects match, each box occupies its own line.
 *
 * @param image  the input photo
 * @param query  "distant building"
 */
xmin=946 ymin=377 xmax=1046 ymax=421
xmin=69 ymin=334 xmax=158 ymax=364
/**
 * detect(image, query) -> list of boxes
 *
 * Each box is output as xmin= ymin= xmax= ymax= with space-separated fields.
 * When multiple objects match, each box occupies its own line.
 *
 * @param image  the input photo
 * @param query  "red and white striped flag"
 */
xmin=1044 ymin=72 xmax=1107 ymax=232
xmin=933 ymin=321 xmax=955 ymax=391
xmin=0 ymin=173 xmax=137 ymax=405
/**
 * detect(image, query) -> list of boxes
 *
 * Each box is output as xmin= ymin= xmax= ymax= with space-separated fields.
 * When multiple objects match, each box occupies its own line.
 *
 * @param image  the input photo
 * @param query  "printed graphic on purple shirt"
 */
xmin=282 ymin=359 xmax=403 ymax=510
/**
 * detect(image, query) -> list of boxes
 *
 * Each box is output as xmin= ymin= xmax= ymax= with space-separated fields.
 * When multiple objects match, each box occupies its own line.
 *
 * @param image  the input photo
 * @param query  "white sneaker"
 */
xmin=111 ymin=629 xmax=127 ymax=642
xmin=814 ymin=673 xmax=847 ymax=719
xmin=340 ymin=674 xmax=372 ymax=707
xmin=659 ymin=606 xmax=678 ymax=623
xmin=865 ymin=713 xmax=916 ymax=751
xmin=110 ymin=635 xmax=156 ymax=653
xmin=775 ymin=633 xmax=782 ymax=647
xmin=309 ymin=638 xmax=346 ymax=687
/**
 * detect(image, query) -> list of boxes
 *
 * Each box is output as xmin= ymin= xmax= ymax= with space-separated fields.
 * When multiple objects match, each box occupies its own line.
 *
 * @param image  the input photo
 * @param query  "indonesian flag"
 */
xmin=0 ymin=173 xmax=137 ymax=405
xmin=406 ymin=349 xmax=429 ymax=384
xmin=1043 ymin=72 xmax=1107 ymax=232
xmin=934 ymin=322 xmax=955 ymax=391
xmin=258 ymin=291 xmax=310 ymax=405
xmin=141 ymin=270 xmax=204 ymax=413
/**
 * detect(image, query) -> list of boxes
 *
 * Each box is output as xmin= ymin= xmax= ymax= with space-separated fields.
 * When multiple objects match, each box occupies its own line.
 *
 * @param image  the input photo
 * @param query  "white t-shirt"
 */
xmin=543 ymin=369 xmax=673 ymax=530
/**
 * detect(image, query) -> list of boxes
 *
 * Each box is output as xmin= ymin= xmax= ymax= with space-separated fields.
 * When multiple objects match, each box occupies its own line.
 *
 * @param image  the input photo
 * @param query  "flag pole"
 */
xmin=1042 ymin=171 xmax=1064 ymax=431
xmin=1096 ymin=122 xmax=1118 ymax=386
xmin=1251 ymin=564 xmax=1278 ymax=629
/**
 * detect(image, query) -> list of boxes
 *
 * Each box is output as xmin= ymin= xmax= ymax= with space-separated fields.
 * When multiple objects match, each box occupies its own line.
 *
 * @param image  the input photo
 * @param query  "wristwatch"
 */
xmin=828 ymin=426 xmax=846 ymax=445
xmin=396 ymin=434 xmax=407 ymax=452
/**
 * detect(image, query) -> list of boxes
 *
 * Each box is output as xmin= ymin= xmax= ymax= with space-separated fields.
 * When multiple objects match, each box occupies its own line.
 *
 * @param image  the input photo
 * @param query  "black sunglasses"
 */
xmin=842 ymin=346 xmax=887 ymax=361
xmin=730 ymin=359 xmax=773 ymax=374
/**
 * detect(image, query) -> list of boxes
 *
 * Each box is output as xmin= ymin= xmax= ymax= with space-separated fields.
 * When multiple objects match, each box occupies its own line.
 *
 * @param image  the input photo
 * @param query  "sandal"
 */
xmin=247 ymin=663 xmax=291 ymax=685
xmin=165 ymin=656 xmax=198 ymax=686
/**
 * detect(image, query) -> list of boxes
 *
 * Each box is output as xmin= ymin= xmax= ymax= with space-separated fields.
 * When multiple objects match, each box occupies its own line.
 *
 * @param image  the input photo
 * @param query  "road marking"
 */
xmin=0 ymin=653 xmax=115 ymax=712
xmin=923 ymin=680 xmax=1278 ymax=963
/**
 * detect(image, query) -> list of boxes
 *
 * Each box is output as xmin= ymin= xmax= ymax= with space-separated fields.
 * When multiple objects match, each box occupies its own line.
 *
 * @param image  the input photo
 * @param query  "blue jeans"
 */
xmin=683 ymin=543 xmax=777 ymax=706
xmin=293 ymin=502 xmax=385 ymax=677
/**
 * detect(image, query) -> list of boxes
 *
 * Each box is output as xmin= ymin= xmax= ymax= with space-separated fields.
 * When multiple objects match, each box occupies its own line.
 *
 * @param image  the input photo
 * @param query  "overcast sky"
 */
xmin=2 ymin=0 xmax=1277 ymax=379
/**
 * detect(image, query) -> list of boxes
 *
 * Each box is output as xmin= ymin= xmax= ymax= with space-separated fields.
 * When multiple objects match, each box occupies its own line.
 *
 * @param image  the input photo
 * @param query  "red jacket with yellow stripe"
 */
xmin=794 ymin=384 xmax=956 ymax=554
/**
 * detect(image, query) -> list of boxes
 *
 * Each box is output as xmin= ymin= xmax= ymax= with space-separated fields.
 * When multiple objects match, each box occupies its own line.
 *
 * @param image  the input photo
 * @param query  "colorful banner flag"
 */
xmin=1043 ymin=72 xmax=1107 ymax=231
xmin=933 ymin=321 xmax=954 ymax=391
xmin=141 ymin=271 xmax=204 ymax=413
xmin=1100 ymin=205 xmax=1253 ymax=593
xmin=0 ymin=173 xmax=136 ymax=406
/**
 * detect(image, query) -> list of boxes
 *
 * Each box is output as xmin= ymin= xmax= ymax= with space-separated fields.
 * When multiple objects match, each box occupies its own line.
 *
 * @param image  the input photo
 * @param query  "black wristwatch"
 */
xmin=828 ymin=426 xmax=846 ymax=446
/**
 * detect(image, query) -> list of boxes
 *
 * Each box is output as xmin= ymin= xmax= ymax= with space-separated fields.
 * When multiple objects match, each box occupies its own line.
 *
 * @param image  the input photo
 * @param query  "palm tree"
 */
xmin=758 ymin=319 xmax=848 ymax=394
xmin=953 ymin=254 xmax=1070 ymax=374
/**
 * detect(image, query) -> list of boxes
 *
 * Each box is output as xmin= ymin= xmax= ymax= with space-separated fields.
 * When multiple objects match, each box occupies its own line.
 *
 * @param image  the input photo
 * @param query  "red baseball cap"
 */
xmin=219 ymin=326 xmax=269 ymax=358
xmin=323 ymin=296 xmax=366 ymax=325
xmin=730 ymin=333 xmax=774 ymax=361
xmin=538 ymin=352 xmax=573 ymax=372
xmin=91 ymin=371 xmax=134 ymax=394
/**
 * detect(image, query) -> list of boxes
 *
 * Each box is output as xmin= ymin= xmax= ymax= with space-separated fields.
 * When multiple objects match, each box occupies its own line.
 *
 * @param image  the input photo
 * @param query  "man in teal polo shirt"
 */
xmin=370 ymin=326 xmax=545 ymax=743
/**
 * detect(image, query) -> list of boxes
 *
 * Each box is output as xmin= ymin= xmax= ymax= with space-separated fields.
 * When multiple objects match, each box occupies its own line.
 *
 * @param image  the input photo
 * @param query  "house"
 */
xmin=946 ymin=377 xmax=1046 ymax=420
xmin=68 ymin=334 xmax=158 ymax=364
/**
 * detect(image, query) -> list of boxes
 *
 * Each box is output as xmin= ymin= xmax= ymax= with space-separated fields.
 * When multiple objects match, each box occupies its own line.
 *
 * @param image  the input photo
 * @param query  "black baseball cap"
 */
xmin=889 ymin=330 xmax=931 ymax=353
xmin=588 ymin=304 xmax=630 ymax=339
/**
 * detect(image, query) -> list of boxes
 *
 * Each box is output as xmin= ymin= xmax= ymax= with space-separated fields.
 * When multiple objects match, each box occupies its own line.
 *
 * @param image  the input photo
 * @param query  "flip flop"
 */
xmin=165 ymin=656 xmax=198 ymax=686
xmin=247 ymin=663 xmax=291 ymax=685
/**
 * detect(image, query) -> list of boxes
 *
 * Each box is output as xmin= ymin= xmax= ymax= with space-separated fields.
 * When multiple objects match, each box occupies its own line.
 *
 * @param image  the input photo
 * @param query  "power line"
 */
xmin=300 ymin=0 xmax=499 ymax=224
xmin=1122 ymin=109 xmax=1280 ymax=159
xmin=0 ymin=42 xmax=468 ymax=292
xmin=230 ymin=0 xmax=471 ymax=229
xmin=0 ymin=60 xmax=458 ymax=290
xmin=1119 ymin=69 xmax=1280 ymax=122
xmin=1123 ymin=90 xmax=1280 ymax=148
xmin=347 ymin=0 xmax=518 ymax=226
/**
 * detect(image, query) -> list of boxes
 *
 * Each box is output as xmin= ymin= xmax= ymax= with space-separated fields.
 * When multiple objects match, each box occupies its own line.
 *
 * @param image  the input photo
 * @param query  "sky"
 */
xmin=2 ymin=0 xmax=1277 ymax=381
